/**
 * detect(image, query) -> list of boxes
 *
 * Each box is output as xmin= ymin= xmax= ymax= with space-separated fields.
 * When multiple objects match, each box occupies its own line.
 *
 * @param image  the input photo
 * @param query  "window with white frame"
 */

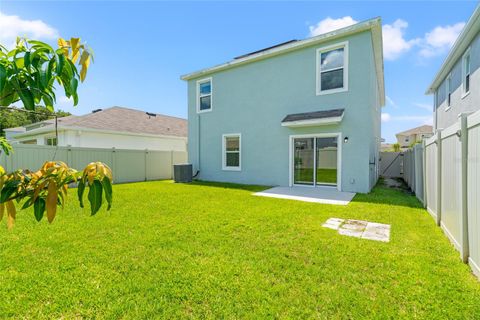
xmin=463 ymin=49 xmax=471 ymax=95
xmin=222 ymin=134 xmax=241 ymax=170
xmin=197 ymin=78 xmax=212 ymax=112
xmin=446 ymin=75 xmax=452 ymax=108
xmin=317 ymin=42 xmax=348 ymax=94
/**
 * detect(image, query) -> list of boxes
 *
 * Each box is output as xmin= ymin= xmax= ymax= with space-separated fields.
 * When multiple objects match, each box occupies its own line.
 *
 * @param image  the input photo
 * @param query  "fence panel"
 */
xmin=468 ymin=112 xmax=480 ymax=277
xmin=0 ymin=144 xmax=187 ymax=184
xmin=414 ymin=144 xmax=424 ymax=203
xmin=425 ymin=136 xmax=438 ymax=219
xmin=146 ymin=151 xmax=173 ymax=181
xmin=440 ymin=123 xmax=463 ymax=251
xmin=379 ymin=152 xmax=402 ymax=178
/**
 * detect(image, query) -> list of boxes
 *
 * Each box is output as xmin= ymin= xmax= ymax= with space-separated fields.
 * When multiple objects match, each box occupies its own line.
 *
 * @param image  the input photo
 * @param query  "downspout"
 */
xmin=193 ymin=111 xmax=201 ymax=178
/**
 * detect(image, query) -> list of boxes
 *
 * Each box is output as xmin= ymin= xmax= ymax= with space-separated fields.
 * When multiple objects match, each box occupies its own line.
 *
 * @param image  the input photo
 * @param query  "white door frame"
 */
xmin=289 ymin=132 xmax=342 ymax=191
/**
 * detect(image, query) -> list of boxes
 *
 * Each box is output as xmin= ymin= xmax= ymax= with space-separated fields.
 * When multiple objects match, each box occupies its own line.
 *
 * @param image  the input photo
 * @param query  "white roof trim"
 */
xmin=426 ymin=4 xmax=480 ymax=94
xmin=281 ymin=115 xmax=344 ymax=128
xmin=181 ymin=18 xmax=385 ymax=106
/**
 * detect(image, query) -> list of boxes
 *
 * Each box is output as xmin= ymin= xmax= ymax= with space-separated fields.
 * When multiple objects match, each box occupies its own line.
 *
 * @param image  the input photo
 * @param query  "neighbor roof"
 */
xmin=426 ymin=4 xmax=480 ymax=94
xmin=396 ymin=125 xmax=433 ymax=137
xmin=12 ymin=107 xmax=187 ymax=138
xmin=181 ymin=18 xmax=385 ymax=106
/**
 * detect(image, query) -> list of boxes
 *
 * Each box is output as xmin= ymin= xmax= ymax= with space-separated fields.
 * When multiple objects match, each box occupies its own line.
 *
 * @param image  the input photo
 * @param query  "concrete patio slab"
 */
xmin=253 ymin=186 xmax=356 ymax=205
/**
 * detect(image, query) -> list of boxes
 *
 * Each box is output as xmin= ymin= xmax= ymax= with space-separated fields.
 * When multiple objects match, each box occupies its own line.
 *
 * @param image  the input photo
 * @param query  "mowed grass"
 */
xmin=1 ymin=180 xmax=479 ymax=319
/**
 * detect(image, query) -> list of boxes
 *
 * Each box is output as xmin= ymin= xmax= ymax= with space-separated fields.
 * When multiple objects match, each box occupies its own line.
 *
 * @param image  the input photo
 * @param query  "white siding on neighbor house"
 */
xmin=14 ymin=129 xmax=187 ymax=152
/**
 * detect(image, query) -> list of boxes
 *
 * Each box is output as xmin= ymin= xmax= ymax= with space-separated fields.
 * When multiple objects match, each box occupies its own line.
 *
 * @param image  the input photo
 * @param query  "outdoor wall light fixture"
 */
xmin=344 ymin=137 xmax=349 ymax=143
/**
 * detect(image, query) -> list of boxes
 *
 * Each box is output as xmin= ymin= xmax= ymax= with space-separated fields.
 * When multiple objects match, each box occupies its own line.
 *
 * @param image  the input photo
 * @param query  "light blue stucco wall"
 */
xmin=434 ymin=31 xmax=480 ymax=129
xmin=186 ymin=31 xmax=382 ymax=193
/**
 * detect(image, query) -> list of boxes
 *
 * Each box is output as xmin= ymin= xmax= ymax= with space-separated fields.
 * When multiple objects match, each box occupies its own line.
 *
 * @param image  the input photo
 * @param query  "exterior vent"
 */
xmin=92 ymin=109 xmax=102 ymax=113
xmin=146 ymin=112 xmax=157 ymax=118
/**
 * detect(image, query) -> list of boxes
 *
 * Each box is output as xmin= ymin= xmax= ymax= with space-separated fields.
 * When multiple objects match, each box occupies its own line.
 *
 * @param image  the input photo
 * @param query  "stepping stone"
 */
xmin=322 ymin=217 xmax=345 ymax=230
xmin=338 ymin=227 xmax=363 ymax=238
xmin=322 ymin=217 xmax=391 ymax=242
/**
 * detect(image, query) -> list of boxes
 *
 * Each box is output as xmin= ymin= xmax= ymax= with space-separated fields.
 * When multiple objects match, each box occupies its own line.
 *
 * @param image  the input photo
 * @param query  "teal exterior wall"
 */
xmin=186 ymin=31 xmax=381 ymax=193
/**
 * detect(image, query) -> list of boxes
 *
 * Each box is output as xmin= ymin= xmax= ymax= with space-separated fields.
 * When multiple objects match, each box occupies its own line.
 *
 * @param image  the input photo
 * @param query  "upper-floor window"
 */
xmin=462 ymin=49 xmax=471 ymax=95
xmin=316 ymin=42 xmax=348 ymax=95
xmin=446 ymin=75 xmax=452 ymax=109
xmin=197 ymin=78 xmax=212 ymax=113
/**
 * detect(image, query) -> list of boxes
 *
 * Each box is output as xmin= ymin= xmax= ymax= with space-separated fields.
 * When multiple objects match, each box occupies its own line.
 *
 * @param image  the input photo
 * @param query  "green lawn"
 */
xmin=1 ymin=180 xmax=479 ymax=318
xmin=295 ymin=168 xmax=337 ymax=184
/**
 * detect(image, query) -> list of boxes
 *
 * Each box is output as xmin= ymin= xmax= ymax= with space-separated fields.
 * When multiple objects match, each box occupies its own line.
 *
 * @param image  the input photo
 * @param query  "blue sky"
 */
xmin=0 ymin=1 xmax=478 ymax=142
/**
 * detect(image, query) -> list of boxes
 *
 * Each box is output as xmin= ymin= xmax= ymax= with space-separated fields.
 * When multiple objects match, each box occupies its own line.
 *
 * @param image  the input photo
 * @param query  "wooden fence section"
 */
xmin=403 ymin=110 xmax=480 ymax=279
xmin=0 ymin=144 xmax=188 ymax=184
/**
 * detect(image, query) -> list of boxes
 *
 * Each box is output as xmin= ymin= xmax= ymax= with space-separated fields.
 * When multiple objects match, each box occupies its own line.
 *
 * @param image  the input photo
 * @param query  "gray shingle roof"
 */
xmin=282 ymin=109 xmax=345 ymax=123
xmin=26 ymin=107 xmax=187 ymax=137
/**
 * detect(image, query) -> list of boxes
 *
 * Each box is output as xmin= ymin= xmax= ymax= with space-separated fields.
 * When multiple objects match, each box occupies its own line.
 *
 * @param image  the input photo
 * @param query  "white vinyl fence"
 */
xmin=0 ymin=144 xmax=188 ymax=184
xmin=403 ymin=110 xmax=480 ymax=278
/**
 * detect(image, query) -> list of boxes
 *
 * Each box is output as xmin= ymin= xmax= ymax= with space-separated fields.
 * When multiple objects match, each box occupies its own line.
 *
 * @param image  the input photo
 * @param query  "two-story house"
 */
xmin=426 ymin=4 xmax=480 ymax=130
xmin=181 ymin=18 xmax=385 ymax=193
xmin=395 ymin=125 xmax=433 ymax=149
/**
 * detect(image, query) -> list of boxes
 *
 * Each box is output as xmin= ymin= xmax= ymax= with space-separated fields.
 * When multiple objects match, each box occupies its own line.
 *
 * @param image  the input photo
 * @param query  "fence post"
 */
xmin=460 ymin=114 xmax=469 ymax=263
xmin=422 ymin=140 xmax=427 ymax=208
xmin=144 ymin=149 xmax=148 ymax=182
xmin=111 ymin=147 xmax=117 ymax=183
xmin=436 ymin=130 xmax=442 ymax=227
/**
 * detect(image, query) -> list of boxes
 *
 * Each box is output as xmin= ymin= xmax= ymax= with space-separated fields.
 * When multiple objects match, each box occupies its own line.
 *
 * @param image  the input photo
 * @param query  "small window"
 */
xmin=446 ymin=75 xmax=452 ymax=108
xmin=45 ymin=137 xmax=57 ymax=146
xmin=222 ymin=134 xmax=241 ymax=170
xmin=197 ymin=78 xmax=212 ymax=113
xmin=317 ymin=42 xmax=348 ymax=95
xmin=463 ymin=50 xmax=471 ymax=95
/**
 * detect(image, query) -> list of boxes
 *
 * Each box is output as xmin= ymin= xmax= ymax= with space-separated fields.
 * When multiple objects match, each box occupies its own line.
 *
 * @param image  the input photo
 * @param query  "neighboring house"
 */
xmin=395 ymin=125 xmax=433 ymax=149
xmin=426 ymin=4 xmax=480 ymax=130
xmin=181 ymin=18 xmax=385 ymax=193
xmin=381 ymin=143 xmax=394 ymax=152
xmin=6 ymin=106 xmax=187 ymax=152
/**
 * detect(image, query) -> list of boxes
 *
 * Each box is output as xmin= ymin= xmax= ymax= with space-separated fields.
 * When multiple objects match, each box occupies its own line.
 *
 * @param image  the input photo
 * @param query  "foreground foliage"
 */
xmin=0 ymin=162 xmax=113 ymax=228
xmin=0 ymin=180 xmax=478 ymax=318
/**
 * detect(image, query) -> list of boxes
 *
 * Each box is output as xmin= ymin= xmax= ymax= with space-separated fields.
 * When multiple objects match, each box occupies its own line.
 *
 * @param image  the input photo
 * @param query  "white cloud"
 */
xmin=381 ymin=113 xmax=391 ymax=122
xmin=309 ymin=16 xmax=358 ymax=37
xmin=414 ymin=103 xmax=432 ymax=111
xmin=386 ymin=96 xmax=398 ymax=109
xmin=419 ymin=22 xmax=465 ymax=57
xmin=383 ymin=114 xmax=432 ymax=125
xmin=382 ymin=19 xmax=420 ymax=60
xmin=0 ymin=11 xmax=58 ymax=49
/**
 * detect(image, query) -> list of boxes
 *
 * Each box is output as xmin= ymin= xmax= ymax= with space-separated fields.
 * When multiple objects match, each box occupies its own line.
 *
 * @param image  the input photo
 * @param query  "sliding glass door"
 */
xmin=293 ymin=136 xmax=338 ymax=186
xmin=315 ymin=137 xmax=338 ymax=185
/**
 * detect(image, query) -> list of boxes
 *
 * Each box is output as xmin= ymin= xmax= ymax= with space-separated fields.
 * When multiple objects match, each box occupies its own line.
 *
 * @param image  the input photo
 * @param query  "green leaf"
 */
xmin=87 ymin=180 xmax=103 ymax=215
xmin=0 ymin=180 xmax=20 ymax=203
xmin=34 ymin=198 xmax=46 ymax=222
xmin=55 ymin=53 xmax=65 ymax=75
xmin=101 ymin=178 xmax=113 ymax=210
xmin=42 ymin=93 xmax=53 ymax=110
xmin=0 ymin=64 xmax=6 ymax=92
xmin=77 ymin=180 xmax=85 ymax=208
xmin=17 ymin=85 xmax=35 ymax=110
xmin=70 ymin=77 xmax=78 ymax=95
xmin=24 ymin=52 xmax=31 ymax=68
xmin=28 ymin=40 xmax=54 ymax=52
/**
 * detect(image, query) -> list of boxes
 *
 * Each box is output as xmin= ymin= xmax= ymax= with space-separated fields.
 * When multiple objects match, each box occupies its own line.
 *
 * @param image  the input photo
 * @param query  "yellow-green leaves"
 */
xmin=78 ymin=162 xmax=113 ymax=215
xmin=0 ymin=160 xmax=113 ymax=228
xmin=0 ymin=37 xmax=93 ymax=111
